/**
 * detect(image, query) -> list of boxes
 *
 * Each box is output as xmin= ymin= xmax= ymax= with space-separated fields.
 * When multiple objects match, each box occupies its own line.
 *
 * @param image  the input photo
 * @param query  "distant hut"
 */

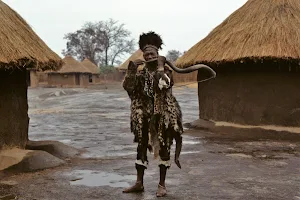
xmin=117 ymin=50 xmax=145 ymax=73
xmin=176 ymin=0 xmax=300 ymax=127
xmin=26 ymin=69 xmax=37 ymax=88
xmin=118 ymin=50 xmax=197 ymax=83
xmin=0 ymin=1 xmax=62 ymax=149
xmin=47 ymin=56 xmax=92 ymax=88
xmin=81 ymin=58 xmax=100 ymax=84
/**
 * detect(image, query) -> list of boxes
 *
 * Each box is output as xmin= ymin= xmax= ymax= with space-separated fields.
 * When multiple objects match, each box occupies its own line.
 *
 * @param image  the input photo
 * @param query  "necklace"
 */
xmin=144 ymin=68 xmax=155 ymax=97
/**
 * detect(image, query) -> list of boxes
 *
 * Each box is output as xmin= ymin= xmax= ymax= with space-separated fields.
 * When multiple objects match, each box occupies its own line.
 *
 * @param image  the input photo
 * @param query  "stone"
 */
xmin=0 ymin=181 xmax=18 ymax=186
xmin=185 ymin=118 xmax=216 ymax=130
xmin=26 ymin=140 xmax=80 ymax=159
xmin=0 ymin=148 xmax=28 ymax=171
xmin=0 ymin=194 xmax=17 ymax=200
xmin=0 ymin=148 xmax=65 ymax=172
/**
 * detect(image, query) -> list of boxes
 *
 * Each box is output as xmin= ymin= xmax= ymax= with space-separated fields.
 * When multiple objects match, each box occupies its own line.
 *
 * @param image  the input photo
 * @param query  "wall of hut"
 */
xmin=198 ymin=62 xmax=300 ymax=127
xmin=173 ymin=70 xmax=198 ymax=83
xmin=88 ymin=74 xmax=102 ymax=84
xmin=79 ymin=74 xmax=90 ymax=87
xmin=92 ymin=72 xmax=125 ymax=84
xmin=0 ymin=69 xmax=29 ymax=149
xmin=90 ymin=74 xmax=98 ymax=84
xmin=37 ymin=71 xmax=48 ymax=83
xmin=29 ymin=70 xmax=39 ymax=88
xmin=48 ymin=73 xmax=90 ymax=88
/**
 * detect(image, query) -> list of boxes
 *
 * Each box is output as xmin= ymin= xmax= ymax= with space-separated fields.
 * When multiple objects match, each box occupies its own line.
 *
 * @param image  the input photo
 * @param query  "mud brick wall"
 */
xmin=48 ymin=73 xmax=76 ymax=87
xmin=0 ymin=69 xmax=29 ymax=149
xmin=173 ymin=70 xmax=198 ymax=83
xmin=198 ymin=71 xmax=300 ymax=126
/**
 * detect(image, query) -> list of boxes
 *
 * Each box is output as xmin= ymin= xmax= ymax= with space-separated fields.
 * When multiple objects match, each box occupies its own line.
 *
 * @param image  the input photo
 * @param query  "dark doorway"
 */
xmin=75 ymin=74 xmax=80 ymax=85
xmin=89 ymin=74 xmax=93 ymax=83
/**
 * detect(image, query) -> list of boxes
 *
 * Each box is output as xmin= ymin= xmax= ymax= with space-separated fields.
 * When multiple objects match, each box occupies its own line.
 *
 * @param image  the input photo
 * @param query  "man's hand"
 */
xmin=157 ymin=56 xmax=166 ymax=72
xmin=157 ymin=56 xmax=166 ymax=66
xmin=128 ymin=61 xmax=138 ymax=71
xmin=133 ymin=59 xmax=144 ymax=66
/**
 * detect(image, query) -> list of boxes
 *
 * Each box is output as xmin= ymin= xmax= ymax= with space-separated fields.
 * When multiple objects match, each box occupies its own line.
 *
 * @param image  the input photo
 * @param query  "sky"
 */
xmin=3 ymin=0 xmax=247 ymax=62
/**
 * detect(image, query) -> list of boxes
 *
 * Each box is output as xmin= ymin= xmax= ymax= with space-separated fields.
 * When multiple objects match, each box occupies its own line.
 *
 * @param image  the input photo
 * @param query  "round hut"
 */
xmin=0 ymin=1 xmax=62 ymax=149
xmin=117 ymin=50 xmax=145 ymax=73
xmin=81 ymin=58 xmax=100 ymax=84
xmin=26 ymin=69 xmax=39 ymax=88
xmin=176 ymin=0 xmax=300 ymax=127
xmin=47 ymin=56 xmax=92 ymax=88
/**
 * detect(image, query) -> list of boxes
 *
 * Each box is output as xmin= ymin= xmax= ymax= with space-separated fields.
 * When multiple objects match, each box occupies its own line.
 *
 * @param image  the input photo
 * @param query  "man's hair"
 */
xmin=139 ymin=31 xmax=163 ymax=51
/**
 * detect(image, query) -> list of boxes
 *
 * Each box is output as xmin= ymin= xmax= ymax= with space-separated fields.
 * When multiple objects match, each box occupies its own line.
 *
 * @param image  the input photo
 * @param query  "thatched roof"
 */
xmin=81 ymin=59 xmax=99 ymax=74
xmin=176 ymin=0 xmax=300 ymax=68
xmin=48 ymin=56 xmax=91 ymax=74
xmin=117 ymin=50 xmax=145 ymax=71
xmin=0 ymin=1 xmax=62 ymax=71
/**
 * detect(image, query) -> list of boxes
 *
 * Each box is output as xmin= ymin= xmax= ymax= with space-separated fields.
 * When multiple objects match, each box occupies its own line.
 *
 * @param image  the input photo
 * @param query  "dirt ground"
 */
xmin=1 ymin=84 xmax=300 ymax=200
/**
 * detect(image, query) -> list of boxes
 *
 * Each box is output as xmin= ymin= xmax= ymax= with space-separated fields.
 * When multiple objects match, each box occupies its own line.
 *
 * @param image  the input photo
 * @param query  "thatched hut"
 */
xmin=117 ymin=50 xmax=145 ymax=73
xmin=26 ymin=69 xmax=39 ymax=88
xmin=0 ymin=1 xmax=62 ymax=149
xmin=81 ymin=58 xmax=100 ymax=84
xmin=47 ymin=56 xmax=92 ymax=88
xmin=118 ymin=50 xmax=198 ymax=83
xmin=176 ymin=0 xmax=300 ymax=127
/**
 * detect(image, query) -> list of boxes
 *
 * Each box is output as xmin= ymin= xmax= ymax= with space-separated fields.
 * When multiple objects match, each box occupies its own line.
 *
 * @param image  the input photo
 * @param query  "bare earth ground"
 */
xmin=1 ymin=83 xmax=300 ymax=200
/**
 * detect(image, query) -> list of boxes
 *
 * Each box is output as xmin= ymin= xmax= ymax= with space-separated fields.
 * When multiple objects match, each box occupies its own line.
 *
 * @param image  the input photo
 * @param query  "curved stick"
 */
xmin=166 ymin=60 xmax=216 ymax=78
xmin=142 ymin=58 xmax=216 ymax=78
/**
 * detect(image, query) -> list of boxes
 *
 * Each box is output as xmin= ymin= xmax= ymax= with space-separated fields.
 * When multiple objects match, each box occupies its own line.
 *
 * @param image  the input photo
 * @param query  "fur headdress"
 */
xmin=139 ymin=31 xmax=163 ymax=51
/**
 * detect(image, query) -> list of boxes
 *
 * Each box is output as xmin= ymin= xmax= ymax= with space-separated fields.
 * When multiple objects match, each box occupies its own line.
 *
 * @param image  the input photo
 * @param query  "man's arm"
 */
xmin=122 ymin=61 xmax=140 ymax=97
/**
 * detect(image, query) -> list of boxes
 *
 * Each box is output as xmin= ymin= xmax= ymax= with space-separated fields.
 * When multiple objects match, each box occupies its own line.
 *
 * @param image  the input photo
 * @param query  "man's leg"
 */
xmin=122 ymin=143 xmax=148 ymax=193
xmin=122 ymin=163 xmax=146 ymax=193
xmin=157 ymin=144 xmax=171 ymax=197
xmin=123 ymin=120 xmax=149 ymax=193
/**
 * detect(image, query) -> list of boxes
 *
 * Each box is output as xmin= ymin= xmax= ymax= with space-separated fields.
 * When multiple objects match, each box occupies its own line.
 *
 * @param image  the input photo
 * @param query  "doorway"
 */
xmin=75 ymin=74 xmax=80 ymax=85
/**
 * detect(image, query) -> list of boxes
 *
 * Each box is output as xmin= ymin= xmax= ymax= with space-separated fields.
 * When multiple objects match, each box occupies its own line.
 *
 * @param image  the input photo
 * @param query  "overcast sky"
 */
xmin=3 ymin=0 xmax=247 ymax=62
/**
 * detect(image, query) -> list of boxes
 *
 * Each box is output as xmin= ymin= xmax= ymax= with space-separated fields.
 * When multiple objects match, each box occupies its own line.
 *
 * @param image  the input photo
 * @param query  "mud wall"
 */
xmin=48 ymin=73 xmax=92 ymax=88
xmin=79 ymin=74 xmax=90 ymax=87
xmin=91 ymin=74 xmax=98 ymax=84
xmin=36 ymin=71 xmax=48 ymax=83
xmin=93 ymin=72 xmax=124 ymax=84
xmin=198 ymin=71 xmax=300 ymax=126
xmin=173 ymin=70 xmax=198 ymax=83
xmin=48 ymin=73 xmax=75 ymax=87
xmin=29 ymin=70 xmax=39 ymax=88
xmin=0 ymin=69 xmax=29 ymax=149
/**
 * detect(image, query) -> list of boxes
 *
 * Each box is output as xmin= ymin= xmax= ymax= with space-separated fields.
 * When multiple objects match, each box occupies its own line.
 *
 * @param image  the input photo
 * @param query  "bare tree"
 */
xmin=62 ymin=23 xmax=104 ymax=65
xmin=166 ymin=50 xmax=183 ymax=63
xmin=62 ymin=19 xmax=135 ymax=66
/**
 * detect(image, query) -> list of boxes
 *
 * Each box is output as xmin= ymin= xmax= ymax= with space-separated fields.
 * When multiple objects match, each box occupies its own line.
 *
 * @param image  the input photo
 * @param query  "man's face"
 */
xmin=143 ymin=47 xmax=158 ymax=62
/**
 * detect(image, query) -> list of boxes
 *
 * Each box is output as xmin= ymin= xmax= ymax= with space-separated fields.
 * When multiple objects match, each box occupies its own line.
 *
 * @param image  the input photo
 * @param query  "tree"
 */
xmin=166 ymin=50 xmax=183 ymax=63
xmin=62 ymin=19 xmax=135 ymax=67
xmin=100 ymin=65 xmax=117 ymax=74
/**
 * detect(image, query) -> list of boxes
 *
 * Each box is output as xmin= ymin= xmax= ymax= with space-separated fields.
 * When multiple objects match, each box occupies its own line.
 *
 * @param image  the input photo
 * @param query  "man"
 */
xmin=122 ymin=31 xmax=183 ymax=197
